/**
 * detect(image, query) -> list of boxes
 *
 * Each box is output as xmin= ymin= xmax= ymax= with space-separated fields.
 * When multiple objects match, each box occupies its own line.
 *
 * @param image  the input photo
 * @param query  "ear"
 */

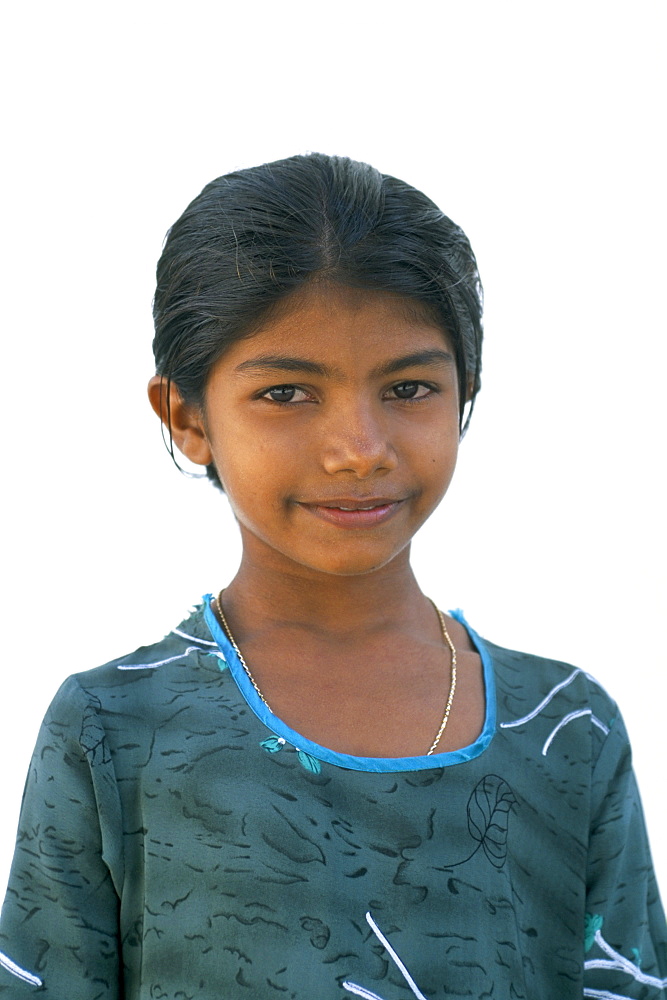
xmin=147 ymin=376 xmax=213 ymax=467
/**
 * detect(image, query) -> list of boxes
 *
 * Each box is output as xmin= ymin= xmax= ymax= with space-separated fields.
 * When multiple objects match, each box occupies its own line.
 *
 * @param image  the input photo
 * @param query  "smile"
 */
xmin=336 ymin=504 xmax=384 ymax=511
xmin=298 ymin=499 xmax=404 ymax=528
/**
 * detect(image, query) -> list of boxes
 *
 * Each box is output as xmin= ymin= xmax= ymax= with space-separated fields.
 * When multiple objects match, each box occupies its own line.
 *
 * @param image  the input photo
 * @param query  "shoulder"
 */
xmin=483 ymin=637 xmax=618 ymax=723
xmin=45 ymin=601 xmax=224 ymax=731
xmin=454 ymin=608 xmax=620 ymax=730
xmin=471 ymin=629 xmax=621 ymax=766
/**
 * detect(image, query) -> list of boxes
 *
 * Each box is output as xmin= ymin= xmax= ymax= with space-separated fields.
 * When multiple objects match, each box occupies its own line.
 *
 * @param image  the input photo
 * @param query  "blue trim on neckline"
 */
xmin=202 ymin=595 xmax=496 ymax=773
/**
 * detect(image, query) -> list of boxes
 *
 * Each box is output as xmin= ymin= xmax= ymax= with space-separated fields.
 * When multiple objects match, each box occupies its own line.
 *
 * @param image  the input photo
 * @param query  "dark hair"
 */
xmin=153 ymin=153 xmax=483 ymax=490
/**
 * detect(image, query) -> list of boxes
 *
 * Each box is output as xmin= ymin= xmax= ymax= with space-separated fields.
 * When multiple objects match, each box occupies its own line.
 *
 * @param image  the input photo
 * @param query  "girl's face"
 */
xmin=169 ymin=284 xmax=462 ymax=579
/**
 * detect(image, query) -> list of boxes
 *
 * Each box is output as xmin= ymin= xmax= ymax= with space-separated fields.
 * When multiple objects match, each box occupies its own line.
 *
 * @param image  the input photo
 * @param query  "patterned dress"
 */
xmin=1 ymin=596 xmax=665 ymax=999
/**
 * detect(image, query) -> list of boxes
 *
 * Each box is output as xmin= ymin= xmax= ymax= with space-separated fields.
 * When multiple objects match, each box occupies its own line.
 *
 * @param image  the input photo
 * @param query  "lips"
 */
xmin=297 ymin=497 xmax=405 ymax=528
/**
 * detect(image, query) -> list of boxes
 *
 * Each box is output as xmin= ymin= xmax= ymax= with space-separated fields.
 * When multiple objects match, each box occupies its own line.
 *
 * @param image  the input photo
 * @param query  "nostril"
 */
xmin=321 ymin=432 xmax=398 ymax=477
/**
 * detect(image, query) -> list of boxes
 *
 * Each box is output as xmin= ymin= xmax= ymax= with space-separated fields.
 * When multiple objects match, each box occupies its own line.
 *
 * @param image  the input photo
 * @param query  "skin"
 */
xmin=148 ymin=284 xmax=484 ymax=757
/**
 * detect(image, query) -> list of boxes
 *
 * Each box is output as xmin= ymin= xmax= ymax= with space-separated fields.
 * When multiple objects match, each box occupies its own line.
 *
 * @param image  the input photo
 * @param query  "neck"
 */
xmin=220 ymin=545 xmax=430 ymax=641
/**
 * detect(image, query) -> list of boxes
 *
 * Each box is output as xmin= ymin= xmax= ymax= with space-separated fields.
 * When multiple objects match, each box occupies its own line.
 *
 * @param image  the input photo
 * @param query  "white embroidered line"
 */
xmin=542 ymin=709 xmax=609 ymax=756
xmin=584 ymin=929 xmax=667 ymax=989
xmin=171 ymin=628 xmax=217 ymax=646
xmin=500 ymin=670 xmax=581 ymax=728
xmin=0 ymin=950 xmax=43 ymax=987
xmin=584 ymin=990 xmax=634 ymax=999
xmin=368 ymin=911 xmax=429 ymax=1000
xmin=117 ymin=646 xmax=206 ymax=670
xmin=342 ymin=984 xmax=387 ymax=1000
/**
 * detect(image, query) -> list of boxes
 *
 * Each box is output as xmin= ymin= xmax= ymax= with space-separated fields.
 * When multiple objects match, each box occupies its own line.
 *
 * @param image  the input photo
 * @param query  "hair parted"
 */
xmin=152 ymin=153 xmax=484 ymax=490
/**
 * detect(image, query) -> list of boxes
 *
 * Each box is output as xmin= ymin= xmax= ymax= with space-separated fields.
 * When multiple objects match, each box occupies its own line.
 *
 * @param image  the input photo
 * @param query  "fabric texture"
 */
xmin=1 ymin=598 xmax=665 ymax=999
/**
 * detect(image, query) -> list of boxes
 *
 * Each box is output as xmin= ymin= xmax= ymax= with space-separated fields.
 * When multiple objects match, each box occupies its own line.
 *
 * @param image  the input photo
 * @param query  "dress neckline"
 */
xmin=202 ymin=594 xmax=497 ymax=773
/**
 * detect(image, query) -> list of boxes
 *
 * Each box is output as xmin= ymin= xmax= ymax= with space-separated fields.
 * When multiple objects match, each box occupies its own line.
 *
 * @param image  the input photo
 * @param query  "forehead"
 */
xmin=270 ymin=282 xmax=443 ymax=327
xmin=232 ymin=283 xmax=453 ymax=360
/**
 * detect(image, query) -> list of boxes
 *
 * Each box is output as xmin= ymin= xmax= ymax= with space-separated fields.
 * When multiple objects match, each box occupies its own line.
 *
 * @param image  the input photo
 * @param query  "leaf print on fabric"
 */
xmin=585 ymin=913 xmax=603 ymax=952
xmin=261 ymin=736 xmax=286 ymax=753
xmin=467 ymin=774 xmax=517 ymax=869
xmin=208 ymin=650 xmax=228 ymax=669
xmin=431 ymin=774 xmax=518 ymax=873
xmin=260 ymin=737 xmax=322 ymax=773
xmin=296 ymin=749 xmax=322 ymax=774
xmin=79 ymin=696 xmax=111 ymax=765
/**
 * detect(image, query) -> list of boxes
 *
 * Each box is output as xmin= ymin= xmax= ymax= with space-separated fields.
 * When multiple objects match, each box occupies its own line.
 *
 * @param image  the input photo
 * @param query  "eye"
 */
xmin=389 ymin=381 xmax=432 ymax=400
xmin=263 ymin=384 xmax=311 ymax=403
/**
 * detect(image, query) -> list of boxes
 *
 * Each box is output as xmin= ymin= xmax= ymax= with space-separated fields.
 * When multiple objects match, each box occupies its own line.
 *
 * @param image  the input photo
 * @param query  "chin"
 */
xmin=300 ymin=545 xmax=411 ymax=578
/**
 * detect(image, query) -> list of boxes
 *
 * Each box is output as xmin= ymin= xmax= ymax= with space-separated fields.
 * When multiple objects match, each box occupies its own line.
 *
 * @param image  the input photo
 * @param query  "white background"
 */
xmin=1 ymin=1 xmax=665 ymax=899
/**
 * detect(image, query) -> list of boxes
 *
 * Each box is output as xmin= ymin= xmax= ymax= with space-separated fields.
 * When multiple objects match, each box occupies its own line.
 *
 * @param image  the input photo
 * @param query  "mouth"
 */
xmin=297 ymin=497 xmax=405 ymax=528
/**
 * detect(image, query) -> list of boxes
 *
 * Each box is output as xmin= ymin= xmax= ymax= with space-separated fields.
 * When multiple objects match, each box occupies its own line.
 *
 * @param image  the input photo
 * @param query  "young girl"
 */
xmin=1 ymin=154 xmax=664 ymax=999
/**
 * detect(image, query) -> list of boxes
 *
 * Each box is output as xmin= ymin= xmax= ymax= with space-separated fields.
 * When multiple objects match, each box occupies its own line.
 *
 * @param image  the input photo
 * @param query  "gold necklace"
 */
xmin=214 ymin=590 xmax=457 ymax=756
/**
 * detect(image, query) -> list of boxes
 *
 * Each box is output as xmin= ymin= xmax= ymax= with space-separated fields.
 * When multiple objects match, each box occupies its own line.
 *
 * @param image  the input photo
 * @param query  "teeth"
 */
xmin=338 ymin=505 xmax=378 ymax=511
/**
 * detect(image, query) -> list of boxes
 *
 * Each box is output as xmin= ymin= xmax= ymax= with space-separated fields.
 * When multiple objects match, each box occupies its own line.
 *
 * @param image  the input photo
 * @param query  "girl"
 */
xmin=0 ymin=154 xmax=664 ymax=999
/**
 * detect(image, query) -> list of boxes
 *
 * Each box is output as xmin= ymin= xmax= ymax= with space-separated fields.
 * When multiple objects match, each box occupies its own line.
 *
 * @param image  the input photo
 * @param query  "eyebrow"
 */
xmin=235 ymin=355 xmax=335 ymax=377
xmin=234 ymin=349 xmax=455 ymax=379
xmin=371 ymin=349 xmax=455 ymax=377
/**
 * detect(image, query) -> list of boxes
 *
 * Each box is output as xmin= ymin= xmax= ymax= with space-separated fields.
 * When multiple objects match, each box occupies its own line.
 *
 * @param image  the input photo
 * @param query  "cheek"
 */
xmin=421 ymin=428 xmax=459 ymax=497
xmin=417 ymin=420 xmax=459 ymax=465
xmin=211 ymin=434 xmax=291 ymax=516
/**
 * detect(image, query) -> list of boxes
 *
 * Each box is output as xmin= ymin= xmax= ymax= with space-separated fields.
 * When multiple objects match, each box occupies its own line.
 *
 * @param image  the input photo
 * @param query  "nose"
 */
xmin=321 ymin=400 xmax=398 ymax=478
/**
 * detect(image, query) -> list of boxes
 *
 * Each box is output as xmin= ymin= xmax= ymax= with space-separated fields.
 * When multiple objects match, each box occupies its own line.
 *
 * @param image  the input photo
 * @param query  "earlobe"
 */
xmin=147 ymin=376 xmax=213 ymax=467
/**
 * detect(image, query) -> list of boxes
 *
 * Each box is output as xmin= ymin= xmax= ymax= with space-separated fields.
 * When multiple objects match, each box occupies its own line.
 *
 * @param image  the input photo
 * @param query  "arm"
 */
xmin=584 ymin=713 xmax=667 ymax=998
xmin=0 ymin=677 xmax=123 ymax=998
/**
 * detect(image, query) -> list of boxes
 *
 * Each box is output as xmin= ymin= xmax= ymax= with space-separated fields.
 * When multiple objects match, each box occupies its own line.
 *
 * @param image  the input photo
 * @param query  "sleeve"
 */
xmin=584 ymin=711 xmax=667 ymax=998
xmin=0 ymin=676 xmax=124 ymax=998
